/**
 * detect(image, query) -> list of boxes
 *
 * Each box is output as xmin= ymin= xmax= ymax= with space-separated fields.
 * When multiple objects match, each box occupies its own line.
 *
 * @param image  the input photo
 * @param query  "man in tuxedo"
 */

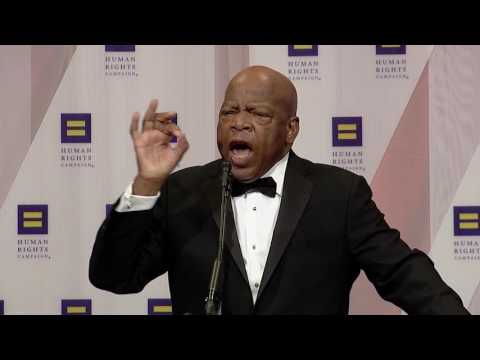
xmin=89 ymin=65 xmax=469 ymax=315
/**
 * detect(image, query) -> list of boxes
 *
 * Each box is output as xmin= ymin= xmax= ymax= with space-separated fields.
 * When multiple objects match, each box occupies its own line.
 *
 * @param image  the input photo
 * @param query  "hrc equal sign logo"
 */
xmin=61 ymin=113 xmax=91 ymax=143
xmin=148 ymin=299 xmax=172 ymax=315
xmin=105 ymin=45 xmax=136 ymax=52
xmin=454 ymin=206 xmax=480 ymax=236
xmin=61 ymin=299 xmax=92 ymax=315
xmin=332 ymin=117 xmax=363 ymax=147
xmin=288 ymin=45 xmax=318 ymax=57
xmin=376 ymin=45 xmax=407 ymax=55
xmin=17 ymin=205 xmax=48 ymax=235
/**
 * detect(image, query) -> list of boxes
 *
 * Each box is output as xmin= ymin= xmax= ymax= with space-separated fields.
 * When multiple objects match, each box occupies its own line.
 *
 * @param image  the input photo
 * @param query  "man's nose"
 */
xmin=231 ymin=112 xmax=252 ymax=131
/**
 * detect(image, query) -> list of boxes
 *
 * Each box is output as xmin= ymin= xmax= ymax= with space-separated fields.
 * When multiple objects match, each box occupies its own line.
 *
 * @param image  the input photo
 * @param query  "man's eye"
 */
xmin=255 ymin=112 xmax=269 ymax=117
xmin=222 ymin=110 xmax=235 ymax=116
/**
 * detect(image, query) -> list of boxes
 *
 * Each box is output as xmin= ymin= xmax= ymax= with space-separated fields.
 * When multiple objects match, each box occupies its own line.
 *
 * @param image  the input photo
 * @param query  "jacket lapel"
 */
xmin=203 ymin=171 xmax=249 ymax=284
xmin=256 ymin=152 xmax=313 ymax=301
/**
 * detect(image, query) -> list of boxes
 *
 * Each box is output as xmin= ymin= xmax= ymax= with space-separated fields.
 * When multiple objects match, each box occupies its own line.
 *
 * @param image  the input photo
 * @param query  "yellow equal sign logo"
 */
xmin=293 ymin=45 xmax=314 ymax=50
xmin=66 ymin=120 xmax=86 ymax=137
xmin=376 ymin=45 xmax=406 ymax=55
xmin=288 ymin=45 xmax=318 ymax=57
xmin=459 ymin=212 xmax=479 ymax=229
xmin=153 ymin=305 xmax=173 ymax=314
xmin=18 ymin=205 xmax=48 ymax=235
xmin=332 ymin=117 xmax=362 ymax=147
xmin=67 ymin=306 xmax=87 ymax=314
xmin=62 ymin=299 xmax=91 ymax=315
xmin=337 ymin=123 xmax=358 ymax=140
xmin=454 ymin=206 xmax=480 ymax=236
xmin=61 ymin=113 xmax=91 ymax=143
xmin=22 ymin=211 xmax=43 ymax=228
xmin=148 ymin=299 xmax=172 ymax=315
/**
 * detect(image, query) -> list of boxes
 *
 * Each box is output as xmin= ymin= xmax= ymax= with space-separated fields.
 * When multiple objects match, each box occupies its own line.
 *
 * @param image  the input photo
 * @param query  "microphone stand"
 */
xmin=205 ymin=161 xmax=232 ymax=315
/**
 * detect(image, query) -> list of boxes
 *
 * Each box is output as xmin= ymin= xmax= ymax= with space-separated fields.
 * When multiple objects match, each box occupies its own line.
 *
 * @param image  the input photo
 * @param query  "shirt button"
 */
xmin=252 ymin=245 xmax=256 ymax=250
xmin=253 ymin=207 xmax=257 ymax=211
xmin=254 ymin=283 xmax=259 ymax=288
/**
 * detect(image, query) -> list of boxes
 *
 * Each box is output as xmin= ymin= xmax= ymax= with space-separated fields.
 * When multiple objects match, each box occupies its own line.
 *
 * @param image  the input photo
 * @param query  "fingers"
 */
xmin=151 ymin=112 xmax=177 ymax=130
xmin=130 ymin=112 xmax=141 ymax=140
xmin=133 ymin=99 xmax=184 ymax=144
xmin=158 ymin=120 xmax=179 ymax=132
xmin=153 ymin=119 xmax=189 ymax=156
xmin=174 ymin=131 xmax=190 ymax=158
xmin=142 ymin=99 xmax=159 ymax=131
xmin=144 ymin=111 xmax=178 ymax=136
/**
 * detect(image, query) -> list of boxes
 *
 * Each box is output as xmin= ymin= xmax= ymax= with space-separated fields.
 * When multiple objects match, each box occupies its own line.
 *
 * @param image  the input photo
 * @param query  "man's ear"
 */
xmin=286 ymin=116 xmax=299 ymax=145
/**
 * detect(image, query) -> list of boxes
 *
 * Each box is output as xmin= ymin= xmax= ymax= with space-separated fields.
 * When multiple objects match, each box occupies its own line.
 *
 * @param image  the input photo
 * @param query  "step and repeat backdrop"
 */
xmin=0 ymin=45 xmax=479 ymax=314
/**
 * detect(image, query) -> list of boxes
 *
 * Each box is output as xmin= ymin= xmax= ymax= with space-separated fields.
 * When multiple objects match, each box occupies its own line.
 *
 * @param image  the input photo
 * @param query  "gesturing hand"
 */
xmin=130 ymin=99 xmax=189 ymax=195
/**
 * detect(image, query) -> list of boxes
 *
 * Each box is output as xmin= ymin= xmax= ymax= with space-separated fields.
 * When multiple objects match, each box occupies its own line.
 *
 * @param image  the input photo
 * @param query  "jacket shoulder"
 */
xmin=293 ymin=154 xmax=362 ymax=186
xmin=313 ymin=162 xmax=360 ymax=182
xmin=168 ymin=158 xmax=222 ymax=185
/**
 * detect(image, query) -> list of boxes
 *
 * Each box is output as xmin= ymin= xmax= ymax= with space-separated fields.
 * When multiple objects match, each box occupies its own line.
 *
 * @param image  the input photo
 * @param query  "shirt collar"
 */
xmin=261 ymin=151 xmax=290 ymax=197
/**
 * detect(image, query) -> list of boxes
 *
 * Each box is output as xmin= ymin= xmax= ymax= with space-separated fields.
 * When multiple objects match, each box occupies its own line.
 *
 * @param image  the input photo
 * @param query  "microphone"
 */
xmin=205 ymin=161 xmax=232 ymax=315
xmin=221 ymin=161 xmax=232 ymax=194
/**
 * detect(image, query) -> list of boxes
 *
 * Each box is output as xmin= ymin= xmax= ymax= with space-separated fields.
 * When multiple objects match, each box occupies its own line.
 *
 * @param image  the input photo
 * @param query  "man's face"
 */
xmin=217 ymin=72 xmax=296 ymax=182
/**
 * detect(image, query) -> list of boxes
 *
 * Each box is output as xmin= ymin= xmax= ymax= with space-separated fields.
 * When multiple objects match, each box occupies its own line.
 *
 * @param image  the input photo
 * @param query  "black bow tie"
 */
xmin=231 ymin=177 xmax=277 ymax=198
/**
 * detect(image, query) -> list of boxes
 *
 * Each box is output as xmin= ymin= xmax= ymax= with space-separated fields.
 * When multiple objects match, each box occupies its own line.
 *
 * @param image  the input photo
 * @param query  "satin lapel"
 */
xmin=256 ymin=153 xmax=313 ymax=301
xmin=204 ymin=174 xmax=249 ymax=283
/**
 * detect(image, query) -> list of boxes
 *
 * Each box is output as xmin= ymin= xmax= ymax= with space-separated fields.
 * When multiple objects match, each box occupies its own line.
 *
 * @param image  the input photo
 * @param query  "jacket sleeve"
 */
xmin=347 ymin=175 xmax=469 ymax=315
xmin=89 ymin=184 xmax=170 ymax=294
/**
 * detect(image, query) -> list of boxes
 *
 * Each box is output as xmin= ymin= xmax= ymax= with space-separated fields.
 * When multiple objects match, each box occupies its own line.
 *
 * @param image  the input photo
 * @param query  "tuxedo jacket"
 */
xmin=89 ymin=151 xmax=468 ymax=314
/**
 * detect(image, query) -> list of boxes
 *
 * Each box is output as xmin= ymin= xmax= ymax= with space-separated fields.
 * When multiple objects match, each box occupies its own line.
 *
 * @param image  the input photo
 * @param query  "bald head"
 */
xmin=217 ymin=65 xmax=300 ymax=181
xmin=226 ymin=66 xmax=298 ymax=117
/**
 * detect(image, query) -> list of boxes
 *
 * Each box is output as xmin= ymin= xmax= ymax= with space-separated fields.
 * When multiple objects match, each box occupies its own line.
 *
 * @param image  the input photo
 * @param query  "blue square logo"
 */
xmin=288 ymin=45 xmax=318 ymax=57
xmin=453 ymin=206 xmax=480 ymax=236
xmin=61 ymin=113 xmax=91 ymax=144
xmin=105 ymin=45 xmax=135 ymax=52
xmin=376 ymin=45 xmax=406 ymax=55
xmin=61 ymin=299 xmax=92 ymax=315
xmin=148 ymin=298 xmax=172 ymax=315
xmin=332 ymin=117 xmax=363 ymax=147
xmin=18 ymin=205 xmax=48 ymax=235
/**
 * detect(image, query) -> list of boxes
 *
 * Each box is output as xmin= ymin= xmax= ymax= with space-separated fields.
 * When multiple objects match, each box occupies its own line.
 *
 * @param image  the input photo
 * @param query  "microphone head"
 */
xmin=221 ymin=161 xmax=232 ymax=190
xmin=221 ymin=161 xmax=232 ymax=173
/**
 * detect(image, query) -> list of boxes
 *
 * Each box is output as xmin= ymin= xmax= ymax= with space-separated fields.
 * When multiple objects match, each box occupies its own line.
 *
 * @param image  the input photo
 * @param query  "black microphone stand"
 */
xmin=205 ymin=161 xmax=232 ymax=315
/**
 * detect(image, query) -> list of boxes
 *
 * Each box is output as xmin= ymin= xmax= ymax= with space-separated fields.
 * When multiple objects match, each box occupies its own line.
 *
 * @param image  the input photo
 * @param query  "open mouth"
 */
xmin=229 ymin=140 xmax=253 ymax=166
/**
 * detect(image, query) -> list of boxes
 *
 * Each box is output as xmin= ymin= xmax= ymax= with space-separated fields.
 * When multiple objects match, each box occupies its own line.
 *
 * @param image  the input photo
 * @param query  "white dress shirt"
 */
xmin=116 ymin=152 xmax=290 ymax=304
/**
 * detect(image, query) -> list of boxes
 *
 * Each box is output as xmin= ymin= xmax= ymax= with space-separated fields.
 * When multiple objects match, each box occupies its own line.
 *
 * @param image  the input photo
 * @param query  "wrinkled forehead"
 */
xmin=223 ymin=75 xmax=286 ymax=107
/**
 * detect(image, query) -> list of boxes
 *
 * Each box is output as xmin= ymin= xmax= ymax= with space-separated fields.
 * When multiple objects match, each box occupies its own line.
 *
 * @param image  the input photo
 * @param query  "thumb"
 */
xmin=173 ymin=131 xmax=189 ymax=158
